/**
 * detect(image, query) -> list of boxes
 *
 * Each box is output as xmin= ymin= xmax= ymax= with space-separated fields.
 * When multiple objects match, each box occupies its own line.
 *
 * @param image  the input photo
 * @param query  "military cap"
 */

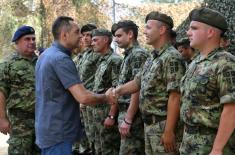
xmin=81 ymin=23 xmax=97 ymax=33
xmin=145 ymin=11 xmax=174 ymax=29
xmin=111 ymin=20 xmax=138 ymax=35
xmin=12 ymin=25 xmax=35 ymax=42
xmin=92 ymin=28 xmax=112 ymax=38
xmin=189 ymin=7 xmax=228 ymax=32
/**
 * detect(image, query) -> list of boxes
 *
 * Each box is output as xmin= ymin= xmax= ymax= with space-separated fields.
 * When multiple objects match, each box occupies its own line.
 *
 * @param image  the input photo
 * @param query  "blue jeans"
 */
xmin=41 ymin=141 xmax=73 ymax=155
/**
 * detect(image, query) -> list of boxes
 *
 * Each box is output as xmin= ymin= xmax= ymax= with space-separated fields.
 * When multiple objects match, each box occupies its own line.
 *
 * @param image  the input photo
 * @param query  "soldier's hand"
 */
xmin=160 ymin=131 xmax=176 ymax=152
xmin=119 ymin=119 xmax=131 ymax=139
xmin=103 ymin=117 xmax=115 ymax=128
xmin=105 ymin=88 xmax=118 ymax=105
xmin=0 ymin=118 xmax=11 ymax=135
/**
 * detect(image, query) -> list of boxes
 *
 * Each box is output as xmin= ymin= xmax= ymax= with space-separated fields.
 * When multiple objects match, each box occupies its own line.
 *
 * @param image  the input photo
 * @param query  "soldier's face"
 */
xmin=15 ymin=34 xmax=36 ymax=58
xmin=82 ymin=31 xmax=92 ymax=47
xmin=187 ymin=21 xmax=208 ymax=50
xmin=114 ymin=28 xmax=131 ymax=48
xmin=91 ymin=36 xmax=107 ymax=54
xmin=144 ymin=20 xmax=160 ymax=46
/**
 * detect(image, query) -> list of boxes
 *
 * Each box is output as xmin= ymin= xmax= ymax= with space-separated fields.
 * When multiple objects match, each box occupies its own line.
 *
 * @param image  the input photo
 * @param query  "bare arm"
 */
xmin=125 ymin=91 xmax=140 ymax=122
xmin=0 ymin=91 xmax=11 ymax=135
xmin=209 ymin=103 xmax=235 ymax=155
xmin=68 ymin=83 xmax=108 ymax=105
xmin=115 ymin=79 xmax=140 ymax=97
xmin=119 ymin=91 xmax=140 ymax=138
xmin=161 ymin=91 xmax=181 ymax=152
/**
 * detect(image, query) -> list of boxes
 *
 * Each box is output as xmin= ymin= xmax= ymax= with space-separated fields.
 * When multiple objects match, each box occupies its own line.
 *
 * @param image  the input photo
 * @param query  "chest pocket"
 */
xmin=191 ymin=75 xmax=209 ymax=94
xmin=9 ymin=62 xmax=34 ymax=88
xmin=119 ymin=59 xmax=131 ymax=84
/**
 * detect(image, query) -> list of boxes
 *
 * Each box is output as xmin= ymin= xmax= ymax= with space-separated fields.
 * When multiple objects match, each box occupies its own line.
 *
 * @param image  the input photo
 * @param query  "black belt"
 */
xmin=8 ymin=108 xmax=34 ymax=119
xmin=142 ymin=115 xmax=166 ymax=125
xmin=184 ymin=124 xmax=217 ymax=135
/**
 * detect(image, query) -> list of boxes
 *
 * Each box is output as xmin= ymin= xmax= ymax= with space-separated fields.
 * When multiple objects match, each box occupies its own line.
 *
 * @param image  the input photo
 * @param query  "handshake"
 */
xmin=105 ymin=87 xmax=119 ymax=105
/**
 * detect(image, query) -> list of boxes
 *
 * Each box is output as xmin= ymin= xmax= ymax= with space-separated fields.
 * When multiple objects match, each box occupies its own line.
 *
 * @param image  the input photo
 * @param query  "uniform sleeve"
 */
xmin=0 ymin=62 xmax=10 ymax=97
xmin=111 ymin=57 xmax=122 ymax=87
xmin=218 ymin=61 xmax=235 ymax=104
xmin=165 ymin=56 xmax=185 ymax=92
xmin=54 ymin=56 xmax=82 ymax=89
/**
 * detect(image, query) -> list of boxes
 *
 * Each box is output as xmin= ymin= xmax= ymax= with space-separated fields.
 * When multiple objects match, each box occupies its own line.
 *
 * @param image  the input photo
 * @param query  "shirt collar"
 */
xmin=195 ymin=47 xmax=221 ymax=64
xmin=52 ymin=41 xmax=71 ymax=56
xmin=100 ymin=48 xmax=113 ymax=61
xmin=123 ymin=41 xmax=139 ymax=56
xmin=151 ymin=42 xmax=171 ymax=59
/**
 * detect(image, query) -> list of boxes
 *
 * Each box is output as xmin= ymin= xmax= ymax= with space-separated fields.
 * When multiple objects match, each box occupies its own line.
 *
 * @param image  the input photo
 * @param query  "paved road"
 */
xmin=0 ymin=133 xmax=8 ymax=155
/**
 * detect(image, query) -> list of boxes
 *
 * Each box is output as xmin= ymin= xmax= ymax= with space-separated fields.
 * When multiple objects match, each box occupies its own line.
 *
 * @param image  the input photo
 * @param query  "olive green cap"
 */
xmin=189 ymin=7 xmax=228 ymax=32
xmin=145 ymin=11 xmax=174 ymax=29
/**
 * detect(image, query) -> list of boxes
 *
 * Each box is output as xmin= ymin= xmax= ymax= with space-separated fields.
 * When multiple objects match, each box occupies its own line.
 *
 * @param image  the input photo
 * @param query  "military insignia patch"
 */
xmin=223 ymin=71 xmax=235 ymax=84
xmin=170 ymin=61 xmax=179 ymax=73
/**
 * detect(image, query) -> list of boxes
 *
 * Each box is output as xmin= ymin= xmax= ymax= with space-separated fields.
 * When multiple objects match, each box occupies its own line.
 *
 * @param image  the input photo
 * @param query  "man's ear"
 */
xmin=128 ymin=30 xmax=134 ymax=40
xmin=159 ymin=25 xmax=167 ymax=35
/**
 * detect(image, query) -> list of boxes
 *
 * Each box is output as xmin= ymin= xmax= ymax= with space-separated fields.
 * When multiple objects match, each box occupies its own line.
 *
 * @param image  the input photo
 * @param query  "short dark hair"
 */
xmin=81 ymin=23 xmax=97 ymax=33
xmin=111 ymin=20 xmax=138 ymax=40
xmin=52 ymin=16 xmax=74 ymax=40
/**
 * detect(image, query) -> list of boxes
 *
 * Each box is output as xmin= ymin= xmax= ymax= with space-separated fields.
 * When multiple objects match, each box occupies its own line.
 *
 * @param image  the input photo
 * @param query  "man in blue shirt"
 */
xmin=35 ymin=16 xmax=113 ymax=155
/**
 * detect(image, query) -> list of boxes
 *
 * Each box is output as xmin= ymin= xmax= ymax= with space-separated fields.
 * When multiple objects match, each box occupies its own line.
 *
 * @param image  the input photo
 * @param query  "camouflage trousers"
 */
xmin=179 ymin=126 xmax=234 ymax=155
xmin=144 ymin=120 xmax=181 ymax=155
xmin=118 ymin=110 xmax=145 ymax=155
xmin=7 ymin=109 xmax=40 ymax=155
xmin=93 ymin=104 xmax=120 ymax=155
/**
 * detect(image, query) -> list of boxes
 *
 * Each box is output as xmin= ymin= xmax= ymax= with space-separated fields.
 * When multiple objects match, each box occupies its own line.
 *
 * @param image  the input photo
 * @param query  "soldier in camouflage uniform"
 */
xmin=111 ymin=20 xmax=149 ymax=155
xmin=180 ymin=8 xmax=235 ymax=155
xmin=176 ymin=37 xmax=198 ymax=68
xmin=91 ymin=29 xmax=122 ymax=155
xmin=107 ymin=12 xmax=185 ymax=155
xmin=73 ymin=23 xmax=99 ymax=154
xmin=0 ymin=26 xmax=40 ymax=155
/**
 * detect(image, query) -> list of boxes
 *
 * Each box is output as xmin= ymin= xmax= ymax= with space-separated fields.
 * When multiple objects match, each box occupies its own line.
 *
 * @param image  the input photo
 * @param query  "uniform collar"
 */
xmin=123 ymin=41 xmax=139 ymax=57
xmin=195 ymin=47 xmax=221 ymax=64
xmin=151 ymin=42 xmax=171 ymax=59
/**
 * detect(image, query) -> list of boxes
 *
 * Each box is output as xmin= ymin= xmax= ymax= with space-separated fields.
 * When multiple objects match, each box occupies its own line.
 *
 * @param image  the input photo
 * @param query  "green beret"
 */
xmin=92 ymin=28 xmax=112 ymax=38
xmin=145 ymin=11 xmax=174 ymax=29
xmin=189 ymin=7 xmax=228 ymax=32
xmin=81 ymin=23 xmax=97 ymax=33
xmin=111 ymin=20 xmax=138 ymax=35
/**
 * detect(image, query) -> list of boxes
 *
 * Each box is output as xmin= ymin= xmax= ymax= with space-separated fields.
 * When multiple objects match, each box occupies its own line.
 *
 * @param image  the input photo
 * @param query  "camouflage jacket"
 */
xmin=76 ymin=47 xmax=101 ymax=90
xmin=118 ymin=42 xmax=149 ymax=105
xmin=180 ymin=48 xmax=235 ymax=128
xmin=93 ymin=49 xmax=122 ymax=94
xmin=135 ymin=43 xmax=185 ymax=117
xmin=73 ymin=52 xmax=84 ymax=69
xmin=0 ymin=52 xmax=37 ymax=112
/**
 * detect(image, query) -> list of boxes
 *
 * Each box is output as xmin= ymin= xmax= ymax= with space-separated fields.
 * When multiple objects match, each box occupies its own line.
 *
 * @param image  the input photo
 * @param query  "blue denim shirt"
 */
xmin=35 ymin=41 xmax=82 ymax=148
